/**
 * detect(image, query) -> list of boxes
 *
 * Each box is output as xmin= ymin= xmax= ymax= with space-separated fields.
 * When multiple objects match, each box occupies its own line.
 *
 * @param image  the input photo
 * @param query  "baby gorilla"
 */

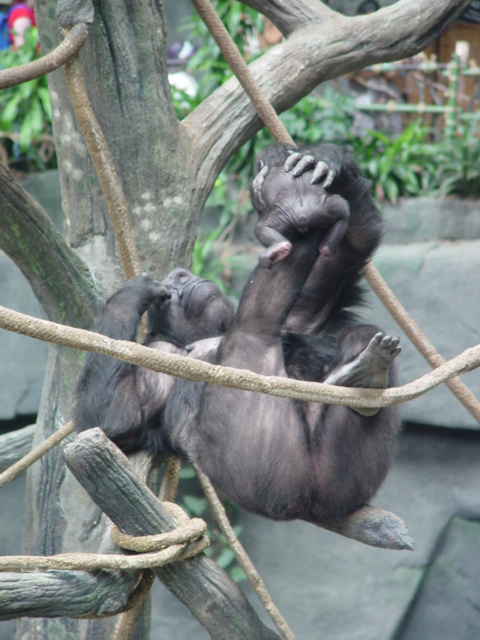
xmin=251 ymin=144 xmax=350 ymax=268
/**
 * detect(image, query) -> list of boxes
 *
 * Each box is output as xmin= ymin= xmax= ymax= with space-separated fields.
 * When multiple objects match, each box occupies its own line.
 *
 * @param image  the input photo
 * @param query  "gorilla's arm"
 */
xmin=73 ymin=270 xmax=234 ymax=452
xmin=73 ymin=274 xmax=171 ymax=448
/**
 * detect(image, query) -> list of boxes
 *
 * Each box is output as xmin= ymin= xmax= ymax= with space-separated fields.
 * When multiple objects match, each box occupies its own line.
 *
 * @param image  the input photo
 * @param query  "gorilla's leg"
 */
xmin=324 ymin=326 xmax=401 ymax=416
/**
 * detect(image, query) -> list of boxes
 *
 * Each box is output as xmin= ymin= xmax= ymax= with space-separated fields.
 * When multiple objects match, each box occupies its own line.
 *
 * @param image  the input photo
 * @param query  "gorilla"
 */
xmin=74 ymin=143 xmax=401 ymax=526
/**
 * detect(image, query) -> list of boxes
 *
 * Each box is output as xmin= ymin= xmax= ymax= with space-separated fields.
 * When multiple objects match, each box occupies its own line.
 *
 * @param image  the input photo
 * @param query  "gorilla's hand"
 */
xmin=121 ymin=273 xmax=171 ymax=315
xmin=284 ymin=143 xmax=347 ymax=188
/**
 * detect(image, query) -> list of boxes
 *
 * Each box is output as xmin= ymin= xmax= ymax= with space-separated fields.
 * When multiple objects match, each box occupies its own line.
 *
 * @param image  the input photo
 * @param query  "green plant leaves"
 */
xmin=0 ymin=27 xmax=53 ymax=168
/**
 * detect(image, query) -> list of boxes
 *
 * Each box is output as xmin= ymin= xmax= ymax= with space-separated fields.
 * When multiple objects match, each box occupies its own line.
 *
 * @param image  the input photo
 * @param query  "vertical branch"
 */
xmin=62 ymin=33 xmax=142 ymax=280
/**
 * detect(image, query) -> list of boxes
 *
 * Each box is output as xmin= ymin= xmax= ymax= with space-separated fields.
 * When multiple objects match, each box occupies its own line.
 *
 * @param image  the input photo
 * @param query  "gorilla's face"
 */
xmin=148 ymin=268 xmax=235 ymax=345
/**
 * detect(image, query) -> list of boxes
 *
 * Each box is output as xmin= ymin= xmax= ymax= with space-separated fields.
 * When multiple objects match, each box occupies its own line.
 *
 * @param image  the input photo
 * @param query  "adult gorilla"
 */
xmin=74 ymin=143 xmax=401 ymax=525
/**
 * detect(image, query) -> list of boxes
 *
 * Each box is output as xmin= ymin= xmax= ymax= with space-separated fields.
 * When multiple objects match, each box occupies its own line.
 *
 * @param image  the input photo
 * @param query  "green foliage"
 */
xmin=432 ymin=120 xmax=480 ymax=198
xmin=180 ymin=0 xmax=264 ymax=102
xmin=354 ymin=118 xmax=480 ymax=202
xmin=0 ymin=27 xmax=55 ymax=170
xmin=353 ymin=120 xmax=439 ymax=203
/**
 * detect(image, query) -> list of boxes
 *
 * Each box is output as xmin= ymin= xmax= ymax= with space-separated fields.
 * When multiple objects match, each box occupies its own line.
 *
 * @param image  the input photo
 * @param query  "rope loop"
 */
xmin=110 ymin=502 xmax=209 ymax=559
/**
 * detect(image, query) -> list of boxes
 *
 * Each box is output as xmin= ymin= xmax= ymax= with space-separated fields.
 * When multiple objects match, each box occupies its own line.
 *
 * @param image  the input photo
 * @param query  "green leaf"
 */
xmin=0 ymin=94 xmax=21 ymax=129
xmin=182 ymin=495 xmax=209 ymax=517
xmin=228 ymin=565 xmax=247 ymax=583
xmin=215 ymin=547 xmax=235 ymax=569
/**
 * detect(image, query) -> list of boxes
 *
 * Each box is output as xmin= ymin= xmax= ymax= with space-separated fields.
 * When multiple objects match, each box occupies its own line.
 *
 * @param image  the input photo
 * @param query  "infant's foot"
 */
xmin=259 ymin=241 xmax=292 ymax=269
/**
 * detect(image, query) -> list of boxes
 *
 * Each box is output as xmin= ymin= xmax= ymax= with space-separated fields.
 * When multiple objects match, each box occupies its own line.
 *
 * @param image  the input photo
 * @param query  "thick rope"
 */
xmin=0 ymin=502 xmax=208 ymax=572
xmin=192 ymin=0 xmax=480 ymax=426
xmin=0 ymin=537 xmax=209 ymax=572
xmin=1 ymin=304 xmax=480 ymax=409
xmin=159 ymin=457 xmax=182 ymax=502
xmin=0 ymin=23 xmax=88 ymax=90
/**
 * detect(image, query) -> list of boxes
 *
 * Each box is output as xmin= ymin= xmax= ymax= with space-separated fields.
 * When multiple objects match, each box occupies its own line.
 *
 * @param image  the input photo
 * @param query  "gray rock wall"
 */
xmin=364 ymin=198 xmax=480 ymax=430
xmin=0 ymin=172 xmax=62 ymax=421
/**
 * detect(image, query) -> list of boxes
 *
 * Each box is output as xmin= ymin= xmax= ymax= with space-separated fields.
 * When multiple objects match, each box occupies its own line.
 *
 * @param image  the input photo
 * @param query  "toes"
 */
xmin=254 ymin=164 xmax=269 ymax=184
xmin=252 ymin=165 xmax=269 ymax=206
xmin=371 ymin=332 xmax=384 ymax=347
xmin=380 ymin=335 xmax=401 ymax=353
xmin=391 ymin=346 xmax=402 ymax=359
xmin=252 ymin=165 xmax=269 ymax=192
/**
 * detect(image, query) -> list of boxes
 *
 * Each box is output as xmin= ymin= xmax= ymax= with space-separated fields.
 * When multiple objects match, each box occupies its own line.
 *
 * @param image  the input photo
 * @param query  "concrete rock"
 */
xmin=0 ymin=172 xmax=62 ymax=420
xmin=362 ymin=202 xmax=480 ymax=429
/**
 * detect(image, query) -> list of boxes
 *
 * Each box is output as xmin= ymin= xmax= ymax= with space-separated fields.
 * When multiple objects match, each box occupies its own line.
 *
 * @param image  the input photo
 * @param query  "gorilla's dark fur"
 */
xmin=74 ymin=143 xmax=401 ymax=525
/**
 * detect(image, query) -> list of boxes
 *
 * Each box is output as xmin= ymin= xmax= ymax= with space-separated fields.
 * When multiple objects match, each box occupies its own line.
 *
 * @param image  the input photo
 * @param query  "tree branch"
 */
xmin=0 ymin=569 xmax=140 ymax=620
xmin=240 ymin=0 xmax=334 ymax=36
xmin=64 ymin=428 xmax=280 ymax=639
xmin=0 ymin=163 xmax=98 ymax=326
xmin=184 ymin=0 xmax=471 ymax=210
xmin=0 ymin=425 xmax=35 ymax=473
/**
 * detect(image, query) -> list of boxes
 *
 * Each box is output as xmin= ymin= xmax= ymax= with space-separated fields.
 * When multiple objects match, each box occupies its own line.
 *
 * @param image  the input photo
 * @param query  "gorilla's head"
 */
xmin=147 ymin=268 xmax=235 ymax=346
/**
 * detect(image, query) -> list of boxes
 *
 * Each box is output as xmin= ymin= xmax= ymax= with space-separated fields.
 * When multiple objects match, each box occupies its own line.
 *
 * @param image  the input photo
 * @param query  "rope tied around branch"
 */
xmin=110 ymin=501 xmax=209 ymax=557
xmin=0 ymin=502 xmax=209 ymax=573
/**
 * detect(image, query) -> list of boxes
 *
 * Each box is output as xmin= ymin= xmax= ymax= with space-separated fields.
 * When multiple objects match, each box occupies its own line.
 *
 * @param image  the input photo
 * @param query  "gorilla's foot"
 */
xmin=325 ymin=332 xmax=401 ymax=416
xmin=354 ymin=333 xmax=401 ymax=389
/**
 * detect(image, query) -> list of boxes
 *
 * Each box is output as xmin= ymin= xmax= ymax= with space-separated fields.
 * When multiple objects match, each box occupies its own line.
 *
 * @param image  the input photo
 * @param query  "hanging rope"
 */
xmin=191 ymin=0 xmax=294 ymax=145
xmin=195 ymin=463 xmax=296 ymax=640
xmin=0 ymin=23 xmax=88 ymax=90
